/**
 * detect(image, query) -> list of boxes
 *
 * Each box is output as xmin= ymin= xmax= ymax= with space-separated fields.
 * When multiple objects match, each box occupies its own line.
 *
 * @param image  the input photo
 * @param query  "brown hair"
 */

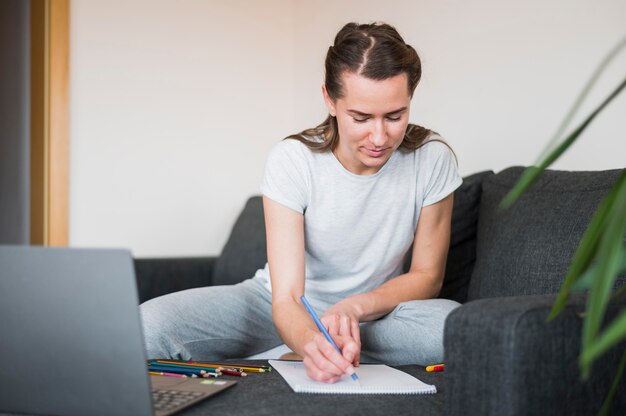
xmin=286 ymin=22 xmax=439 ymax=153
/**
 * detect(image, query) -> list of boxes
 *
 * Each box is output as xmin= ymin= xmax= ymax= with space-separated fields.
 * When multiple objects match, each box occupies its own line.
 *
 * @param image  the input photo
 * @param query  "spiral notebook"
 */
xmin=269 ymin=360 xmax=436 ymax=395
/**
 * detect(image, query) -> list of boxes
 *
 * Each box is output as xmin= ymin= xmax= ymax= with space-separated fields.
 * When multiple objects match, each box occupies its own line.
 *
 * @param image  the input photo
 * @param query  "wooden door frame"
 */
xmin=30 ymin=0 xmax=69 ymax=246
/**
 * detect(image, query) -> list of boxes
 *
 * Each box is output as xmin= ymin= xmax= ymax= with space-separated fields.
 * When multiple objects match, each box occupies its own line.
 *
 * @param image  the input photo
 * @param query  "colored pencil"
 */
xmin=426 ymin=364 xmax=445 ymax=372
xmin=149 ymin=368 xmax=218 ymax=378
xmin=207 ymin=363 xmax=271 ymax=371
xmin=227 ymin=367 xmax=268 ymax=373
xmin=153 ymin=361 xmax=257 ymax=374
xmin=148 ymin=361 xmax=221 ymax=373
xmin=149 ymin=371 xmax=188 ymax=378
xmin=220 ymin=369 xmax=247 ymax=377
xmin=301 ymin=295 xmax=359 ymax=384
xmin=148 ymin=365 xmax=219 ymax=378
xmin=154 ymin=360 xmax=224 ymax=371
xmin=155 ymin=360 xmax=270 ymax=372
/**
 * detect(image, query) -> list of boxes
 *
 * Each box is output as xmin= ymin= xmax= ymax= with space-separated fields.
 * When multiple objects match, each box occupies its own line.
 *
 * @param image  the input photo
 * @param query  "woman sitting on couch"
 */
xmin=140 ymin=21 xmax=462 ymax=384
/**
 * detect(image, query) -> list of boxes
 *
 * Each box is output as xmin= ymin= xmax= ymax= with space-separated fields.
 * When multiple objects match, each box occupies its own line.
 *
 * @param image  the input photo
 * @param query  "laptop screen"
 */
xmin=0 ymin=246 xmax=153 ymax=416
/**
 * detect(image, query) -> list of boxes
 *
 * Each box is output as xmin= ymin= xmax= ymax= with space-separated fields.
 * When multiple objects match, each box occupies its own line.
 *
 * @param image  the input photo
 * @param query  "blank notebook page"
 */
xmin=269 ymin=360 xmax=436 ymax=395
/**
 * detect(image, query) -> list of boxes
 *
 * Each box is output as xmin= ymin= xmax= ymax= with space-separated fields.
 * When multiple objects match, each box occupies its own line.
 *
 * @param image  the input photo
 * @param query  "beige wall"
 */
xmin=69 ymin=0 xmax=298 ymax=256
xmin=69 ymin=0 xmax=626 ymax=257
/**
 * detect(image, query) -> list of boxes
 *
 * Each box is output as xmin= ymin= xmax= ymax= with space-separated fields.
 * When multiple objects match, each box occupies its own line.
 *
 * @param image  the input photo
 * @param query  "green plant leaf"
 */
xmin=581 ymin=309 xmax=626 ymax=371
xmin=580 ymin=178 xmax=626 ymax=379
xmin=500 ymin=74 xmax=626 ymax=210
xmin=571 ymin=248 xmax=626 ymax=291
xmin=547 ymin=176 xmax=626 ymax=321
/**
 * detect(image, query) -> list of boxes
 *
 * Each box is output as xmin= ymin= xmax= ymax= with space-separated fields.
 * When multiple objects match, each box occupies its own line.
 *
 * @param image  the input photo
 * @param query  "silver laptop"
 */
xmin=0 ymin=246 xmax=236 ymax=416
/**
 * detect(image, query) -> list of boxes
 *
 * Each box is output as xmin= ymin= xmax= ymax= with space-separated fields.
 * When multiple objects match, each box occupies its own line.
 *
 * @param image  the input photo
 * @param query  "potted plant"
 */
xmin=502 ymin=34 xmax=626 ymax=415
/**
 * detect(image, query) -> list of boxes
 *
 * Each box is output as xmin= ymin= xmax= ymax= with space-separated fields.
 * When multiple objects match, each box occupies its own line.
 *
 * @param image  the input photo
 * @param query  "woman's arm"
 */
xmin=263 ymin=196 xmax=311 ymax=351
xmin=323 ymin=193 xmax=454 ymax=323
xmin=263 ymin=196 xmax=358 ymax=382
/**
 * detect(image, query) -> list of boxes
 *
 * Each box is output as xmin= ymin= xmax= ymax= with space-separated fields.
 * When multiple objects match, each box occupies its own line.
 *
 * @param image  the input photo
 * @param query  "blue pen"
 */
xmin=300 ymin=295 xmax=360 ymax=383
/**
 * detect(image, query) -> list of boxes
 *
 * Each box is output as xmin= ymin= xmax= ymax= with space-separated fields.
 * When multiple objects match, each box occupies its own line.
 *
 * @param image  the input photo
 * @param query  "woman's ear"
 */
xmin=321 ymin=84 xmax=336 ymax=117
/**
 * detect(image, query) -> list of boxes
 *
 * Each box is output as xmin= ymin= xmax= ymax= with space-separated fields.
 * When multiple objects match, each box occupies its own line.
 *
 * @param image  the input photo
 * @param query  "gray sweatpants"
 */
xmin=139 ymin=277 xmax=460 ymax=366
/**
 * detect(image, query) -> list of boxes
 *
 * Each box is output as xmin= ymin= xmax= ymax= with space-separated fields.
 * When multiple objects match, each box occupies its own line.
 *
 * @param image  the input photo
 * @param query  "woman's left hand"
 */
xmin=320 ymin=300 xmax=362 ymax=367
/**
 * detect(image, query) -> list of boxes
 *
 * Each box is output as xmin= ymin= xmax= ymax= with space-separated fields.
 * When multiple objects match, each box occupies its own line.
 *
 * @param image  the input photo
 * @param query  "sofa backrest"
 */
xmin=213 ymin=196 xmax=268 ymax=286
xmin=467 ymin=166 xmax=625 ymax=301
xmin=436 ymin=170 xmax=494 ymax=303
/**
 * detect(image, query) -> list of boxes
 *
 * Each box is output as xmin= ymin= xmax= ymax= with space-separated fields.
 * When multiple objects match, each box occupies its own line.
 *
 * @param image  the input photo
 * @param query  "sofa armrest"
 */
xmin=444 ymin=294 xmax=626 ymax=416
xmin=133 ymin=257 xmax=217 ymax=304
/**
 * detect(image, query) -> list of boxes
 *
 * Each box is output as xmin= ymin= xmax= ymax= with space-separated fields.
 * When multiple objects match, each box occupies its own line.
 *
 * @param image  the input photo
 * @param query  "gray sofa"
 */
xmin=134 ymin=166 xmax=626 ymax=415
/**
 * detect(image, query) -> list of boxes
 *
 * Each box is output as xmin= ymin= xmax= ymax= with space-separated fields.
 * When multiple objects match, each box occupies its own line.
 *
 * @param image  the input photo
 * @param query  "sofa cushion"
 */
xmin=467 ymin=166 xmax=625 ymax=301
xmin=213 ymin=197 xmax=267 ymax=286
xmin=444 ymin=293 xmax=626 ymax=415
xmin=437 ymin=170 xmax=494 ymax=303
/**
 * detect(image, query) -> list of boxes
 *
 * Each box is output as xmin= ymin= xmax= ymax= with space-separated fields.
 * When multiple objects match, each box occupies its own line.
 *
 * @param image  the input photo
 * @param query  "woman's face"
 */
xmin=323 ymin=72 xmax=411 ymax=175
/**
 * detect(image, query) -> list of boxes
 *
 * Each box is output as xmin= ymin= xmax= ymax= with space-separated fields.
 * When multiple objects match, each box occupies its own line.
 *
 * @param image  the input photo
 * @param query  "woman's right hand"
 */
xmin=302 ymin=331 xmax=359 ymax=383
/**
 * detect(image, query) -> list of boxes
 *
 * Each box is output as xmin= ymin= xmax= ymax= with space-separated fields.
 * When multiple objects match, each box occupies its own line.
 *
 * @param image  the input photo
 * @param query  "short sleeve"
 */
xmin=260 ymin=140 xmax=310 ymax=213
xmin=420 ymin=140 xmax=463 ymax=206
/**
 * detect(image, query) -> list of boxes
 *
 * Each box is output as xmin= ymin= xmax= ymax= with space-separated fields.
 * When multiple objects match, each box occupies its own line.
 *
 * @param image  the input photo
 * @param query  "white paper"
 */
xmin=269 ymin=360 xmax=437 ymax=395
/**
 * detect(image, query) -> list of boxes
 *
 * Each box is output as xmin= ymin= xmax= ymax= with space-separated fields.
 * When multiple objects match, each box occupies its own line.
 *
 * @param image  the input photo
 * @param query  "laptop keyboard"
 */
xmin=152 ymin=388 xmax=205 ymax=413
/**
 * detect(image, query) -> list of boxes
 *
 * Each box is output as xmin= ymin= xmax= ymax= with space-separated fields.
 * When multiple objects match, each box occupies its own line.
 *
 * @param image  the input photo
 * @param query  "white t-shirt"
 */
xmin=255 ymin=135 xmax=462 ymax=307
